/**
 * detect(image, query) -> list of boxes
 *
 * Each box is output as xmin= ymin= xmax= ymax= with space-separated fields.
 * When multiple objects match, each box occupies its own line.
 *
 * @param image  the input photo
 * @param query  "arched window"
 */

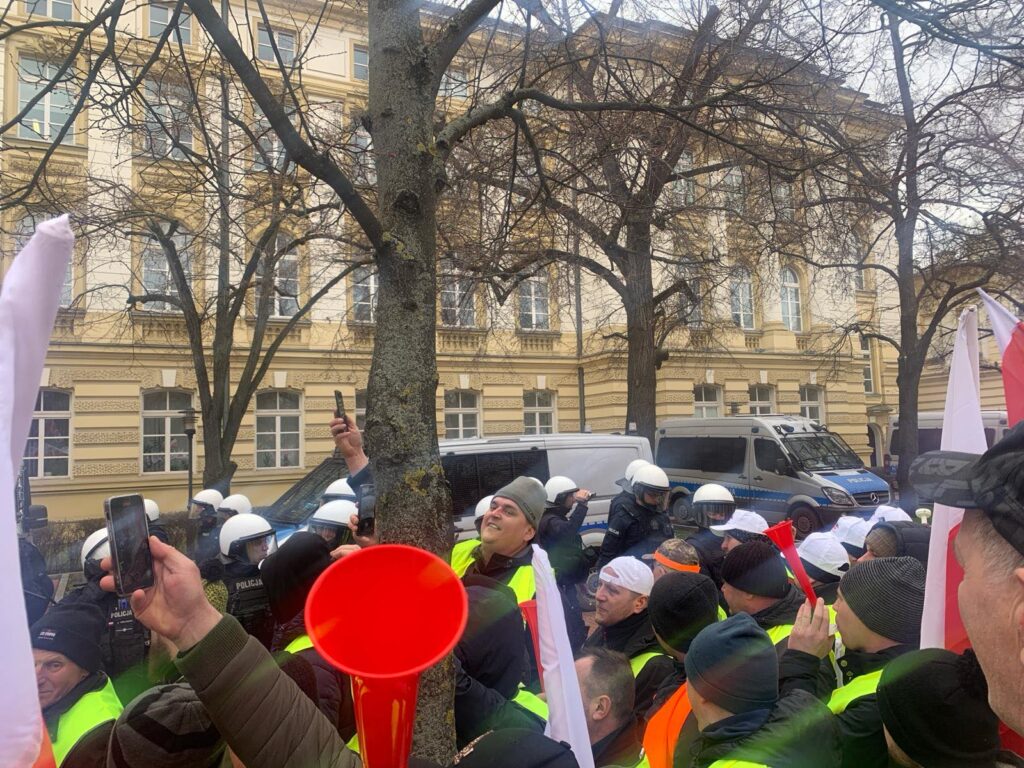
xmin=780 ymin=267 xmax=803 ymax=332
xmin=730 ymin=268 xmax=755 ymax=330
xmin=24 ymin=388 xmax=71 ymax=478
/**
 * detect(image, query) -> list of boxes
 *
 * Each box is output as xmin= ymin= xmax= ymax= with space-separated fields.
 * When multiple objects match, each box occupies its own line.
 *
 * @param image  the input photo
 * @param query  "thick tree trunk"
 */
xmin=894 ymin=216 xmax=922 ymax=510
xmin=363 ymin=0 xmax=455 ymax=761
xmin=623 ymin=224 xmax=658 ymax=446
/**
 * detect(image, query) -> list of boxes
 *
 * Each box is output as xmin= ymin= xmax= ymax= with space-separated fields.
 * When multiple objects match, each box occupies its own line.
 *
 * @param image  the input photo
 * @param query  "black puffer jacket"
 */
xmin=597 ymin=496 xmax=673 ymax=568
xmin=686 ymin=528 xmax=726 ymax=588
xmin=683 ymin=690 xmax=841 ymax=768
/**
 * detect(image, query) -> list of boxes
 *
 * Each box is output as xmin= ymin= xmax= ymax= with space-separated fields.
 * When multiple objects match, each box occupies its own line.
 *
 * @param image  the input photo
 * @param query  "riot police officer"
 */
xmin=189 ymin=488 xmax=224 ymax=564
xmin=60 ymin=528 xmax=151 ymax=702
xmin=143 ymin=498 xmax=169 ymax=544
xmin=596 ymin=464 xmax=673 ymax=568
xmin=685 ymin=483 xmax=736 ymax=588
xmin=215 ymin=514 xmax=277 ymax=649
xmin=320 ymin=478 xmax=358 ymax=505
xmin=307 ymin=499 xmax=357 ymax=550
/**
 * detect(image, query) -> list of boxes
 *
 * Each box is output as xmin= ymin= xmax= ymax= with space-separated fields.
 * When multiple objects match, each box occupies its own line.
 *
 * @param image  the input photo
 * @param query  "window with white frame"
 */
xmin=860 ymin=336 xmax=875 ymax=394
xmin=672 ymin=151 xmax=695 ymax=205
xmin=772 ymin=182 xmax=794 ymax=220
xmin=141 ymin=231 xmax=192 ymax=311
xmin=722 ymin=167 xmax=744 ymax=213
xmin=353 ymin=45 xmax=369 ymax=81
xmin=253 ymin=113 xmax=289 ymax=171
xmin=149 ymin=3 xmax=191 ymax=44
xmin=255 ymin=233 xmax=299 ymax=317
xmin=780 ymin=266 xmax=803 ymax=332
xmin=142 ymin=390 xmax=191 ymax=473
xmin=441 ymin=275 xmax=476 ymax=328
xmin=444 ymin=390 xmax=479 ymax=439
xmin=18 ymin=57 xmax=75 ymax=143
xmin=25 ymin=0 xmax=71 ymax=19
xmin=15 ymin=212 xmax=72 ymax=306
xmin=255 ymin=390 xmax=301 ymax=468
xmin=523 ymin=390 xmax=555 ymax=435
xmin=730 ymin=268 xmax=755 ymax=330
xmin=853 ymin=269 xmax=866 ymax=291
xmin=440 ymin=68 xmax=469 ymax=99
xmin=799 ymin=385 xmax=824 ymax=421
xmin=352 ymin=127 xmax=376 ymax=184
xmin=258 ymin=26 xmax=295 ymax=65
xmin=678 ymin=271 xmax=703 ymax=326
xmin=23 ymin=389 xmax=71 ymax=478
xmin=518 ymin=276 xmax=549 ymax=330
xmin=143 ymin=79 xmax=193 ymax=159
xmin=351 ymin=266 xmax=378 ymax=323
xmin=748 ymin=384 xmax=773 ymax=415
xmin=354 ymin=389 xmax=367 ymax=429
xmin=693 ymin=384 xmax=722 ymax=418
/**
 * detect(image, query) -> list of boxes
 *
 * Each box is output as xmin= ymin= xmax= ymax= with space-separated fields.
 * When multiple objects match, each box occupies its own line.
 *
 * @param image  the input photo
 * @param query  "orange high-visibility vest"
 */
xmin=642 ymin=681 xmax=693 ymax=768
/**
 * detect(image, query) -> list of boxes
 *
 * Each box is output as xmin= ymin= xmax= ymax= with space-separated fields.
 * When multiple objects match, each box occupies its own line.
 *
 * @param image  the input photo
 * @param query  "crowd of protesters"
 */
xmin=25 ymin=411 xmax=1024 ymax=768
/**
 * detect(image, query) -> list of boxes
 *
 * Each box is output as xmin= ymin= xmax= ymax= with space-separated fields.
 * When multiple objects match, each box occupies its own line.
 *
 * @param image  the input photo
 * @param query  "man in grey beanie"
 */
xmin=459 ymin=476 xmax=546 ymax=603
xmin=783 ymin=555 xmax=926 ymax=768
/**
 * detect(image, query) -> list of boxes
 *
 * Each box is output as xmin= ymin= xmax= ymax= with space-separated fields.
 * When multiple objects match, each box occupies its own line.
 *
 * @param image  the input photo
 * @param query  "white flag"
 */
xmin=0 ymin=215 xmax=74 ymax=766
xmin=531 ymin=545 xmax=595 ymax=768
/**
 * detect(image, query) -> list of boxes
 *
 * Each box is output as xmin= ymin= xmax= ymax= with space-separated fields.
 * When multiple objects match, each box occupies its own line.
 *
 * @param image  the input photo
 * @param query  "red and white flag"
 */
xmin=920 ymin=307 xmax=987 ymax=652
xmin=0 ymin=216 xmax=73 ymax=767
xmin=978 ymin=289 xmax=1024 ymax=427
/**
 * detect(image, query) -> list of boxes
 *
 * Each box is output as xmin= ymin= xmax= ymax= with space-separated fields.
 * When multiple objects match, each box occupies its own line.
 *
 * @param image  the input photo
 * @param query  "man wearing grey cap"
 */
xmin=911 ymin=422 xmax=1024 ymax=734
xmin=458 ymin=476 xmax=547 ymax=603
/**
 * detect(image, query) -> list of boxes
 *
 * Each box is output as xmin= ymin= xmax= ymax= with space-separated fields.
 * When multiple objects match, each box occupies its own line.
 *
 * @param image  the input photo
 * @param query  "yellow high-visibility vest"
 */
xmin=51 ymin=679 xmax=123 ymax=766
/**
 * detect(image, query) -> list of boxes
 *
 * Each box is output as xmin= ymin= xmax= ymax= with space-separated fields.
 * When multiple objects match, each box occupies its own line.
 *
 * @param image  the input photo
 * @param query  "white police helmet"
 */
xmin=81 ymin=528 xmax=110 ymax=568
xmin=143 ymin=498 xmax=160 ymax=522
xmin=219 ymin=514 xmax=277 ymax=564
xmin=545 ymin=476 xmax=579 ymax=506
xmin=321 ymin=478 xmax=357 ymax=504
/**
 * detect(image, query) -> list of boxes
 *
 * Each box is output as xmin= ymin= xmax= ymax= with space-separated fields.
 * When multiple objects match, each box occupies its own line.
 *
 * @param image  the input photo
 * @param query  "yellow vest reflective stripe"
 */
xmin=507 ymin=565 xmax=536 ymax=604
xmin=513 ymin=687 xmax=549 ymax=720
xmin=717 ymin=605 xmax=728 ymax=621
xmin=284 ymin=634 xmax=314 ymax=654
xmin=629 ymin=651 xmax=666 ymax=677
xmin=51 ymin=679 xmax=123 ymax=766
xmin=828 ymin=669 xmax=884 ymax=714
xmin=347 ymin=733 xmax=360 ymax=755
xmin=450 ymin=539 xmax=479 ymax=578
xmin=709 ymin=761 xmax=770 ymax=767
xmin=766 ymin=624 xmax=794 ymax=645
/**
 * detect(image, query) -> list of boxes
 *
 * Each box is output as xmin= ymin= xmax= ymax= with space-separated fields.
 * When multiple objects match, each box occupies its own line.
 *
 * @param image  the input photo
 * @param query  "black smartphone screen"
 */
xmin=334 ymin=389 xmax=346 ymax=420
xmin=105 ymin=494 xmax=154 ymax=595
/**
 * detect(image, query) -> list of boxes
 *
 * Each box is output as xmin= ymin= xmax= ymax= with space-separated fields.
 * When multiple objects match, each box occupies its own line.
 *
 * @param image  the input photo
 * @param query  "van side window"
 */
xmin=442 ymin=450 xmax=550 ymax=518
xmin=443 ymin=455 xmax=480 ymax=519
xmin=657 ymin=437 xmax=746 ymax=474
xmin=754 ymin=438 xmax=785 ymax=472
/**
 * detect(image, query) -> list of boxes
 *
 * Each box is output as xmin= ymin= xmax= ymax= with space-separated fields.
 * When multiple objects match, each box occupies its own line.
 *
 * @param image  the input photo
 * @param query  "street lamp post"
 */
xmin=181 ymin=408 xmax=197 ymax=510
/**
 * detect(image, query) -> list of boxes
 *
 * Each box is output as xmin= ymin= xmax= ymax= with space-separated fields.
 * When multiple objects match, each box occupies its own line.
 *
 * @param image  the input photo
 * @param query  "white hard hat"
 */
xmin=545 ymin=476 xmax=578 ymax=505
xmin=322 ymin=478 xmax=357 ymax=502
xmin=191 ymin=488 xmax=224 ymax=515
xmin=624 ymin=459 xmax=650 ymax=484
xmin=219 ymin=494 xmax=252 ymax=518
xmin=475 ymin=495 xmax=494 ymax=518
xmin=692 ymin=483 xmax=734 ymax=505
xmin=143 ymin=498 xmax=160 ymax=522
xmin=219 ymin=513 xmax=276 ymax=562
xmin=797 ymin=532 xmax=850 ymax=579
xmin=632 ymin=464 xmax=670 ymax=493
xmin=311 ymin=499 xmax=358 ymax=526
xmin=710 ymin=509 xmax=769 ymax=536
xmin=81 ymin=528 xmax=109 ymax=568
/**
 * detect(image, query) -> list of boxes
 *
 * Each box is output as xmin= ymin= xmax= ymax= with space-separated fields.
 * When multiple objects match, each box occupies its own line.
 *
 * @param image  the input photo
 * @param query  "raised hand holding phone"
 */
xmin=104 ymin=494 xmax=154 ymax=595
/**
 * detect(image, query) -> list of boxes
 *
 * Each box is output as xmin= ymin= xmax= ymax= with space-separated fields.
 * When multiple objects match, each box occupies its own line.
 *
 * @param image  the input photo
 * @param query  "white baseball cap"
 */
xmin=834 ymin=517 xmax=872 ymax=555
xmin=868 ymin=505 xmax=911 ymax=525
xmin=710 ymin=509 xmax=769 ymax=536
xmin=599 ymin=556 xmax=654 ymax=597
xmin=797 ymin=532 xmax=850 ymax=580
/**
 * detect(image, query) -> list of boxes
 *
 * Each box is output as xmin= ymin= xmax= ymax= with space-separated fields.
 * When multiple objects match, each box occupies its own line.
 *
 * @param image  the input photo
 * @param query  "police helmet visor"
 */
xmin=237 ymin=533 xmax=277 ymax=564
xmin=309 ymin=522 xmax=343 ymax=541
xmin=217 ymin=507 xmax=239 ymax=525
xmin=694 ymin=500 xmax=735 ymax=518
xmin=189 ymin=500 xmax=217 ymax=520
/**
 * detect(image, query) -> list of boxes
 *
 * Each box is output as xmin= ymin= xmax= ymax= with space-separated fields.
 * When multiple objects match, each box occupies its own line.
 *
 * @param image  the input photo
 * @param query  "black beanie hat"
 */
xmin=649 ymin=571 xmax=720 ymax=653
xmin=684 ymin=613 xmax=778 ymax=715
xmin=260 ymin=531 xmax=334 ymax=624
xmin=721 ymin=539 xmax=788 ymax=599
xmin=450 ymin=729 xmax=580 ymax=768
xmin=839 ymin=556 xmax=925 ymax=646
xmin=30 ymin=603 xmax=105 ymax=674
xmin=878 ymin=649 xmax=1000 ymax=768
xmin=109 ymin=684 xmax=224 ymax=768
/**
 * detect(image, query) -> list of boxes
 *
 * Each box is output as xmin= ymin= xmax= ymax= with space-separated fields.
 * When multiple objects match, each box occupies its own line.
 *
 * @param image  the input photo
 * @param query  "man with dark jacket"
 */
xmin=682 ymin=613 xmax=841 ymax=768
xmin=31 ymin=603 xmax=124 ymax=767
xmin=597 ymin=465 xmax=673 ymax=568
xmin=783 ymin=556 xmax=926 ymax=768
xmin=538 ymin=476 xmax=593 ymax=649
xmin=583 ymin=556 xmax=674 ymax=719
xmin=720 ymin=539 xmax=804 ymax=653
xmin=575 ymin=648 xmax=643 ymax=767
xmin=683 ymin=483 xmax=735 ymax=589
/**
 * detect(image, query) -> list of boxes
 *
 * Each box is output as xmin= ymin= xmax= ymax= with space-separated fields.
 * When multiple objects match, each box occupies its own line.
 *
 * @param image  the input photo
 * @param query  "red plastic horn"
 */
xmin=306 ymin=545 xmax=468 ymax=768
xmin=765 ymin=520 xmax=818 ymax=607
xmin=518 ymin=599 xmax=544 ymax=691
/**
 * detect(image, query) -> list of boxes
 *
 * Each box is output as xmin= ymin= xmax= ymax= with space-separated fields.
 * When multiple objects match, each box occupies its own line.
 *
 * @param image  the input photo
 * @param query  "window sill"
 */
xmin=6 ymin=136 xmax=87 ymax=155
xmin=515 ymin=328 xmax=560 ymax=338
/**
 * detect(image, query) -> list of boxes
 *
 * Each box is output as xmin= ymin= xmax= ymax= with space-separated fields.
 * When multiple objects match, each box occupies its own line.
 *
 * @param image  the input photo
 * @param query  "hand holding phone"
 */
xmin=334 ymin=389 xmax=347 ymax=421
xmin=104 ymin=494 xmax=154 ymax=596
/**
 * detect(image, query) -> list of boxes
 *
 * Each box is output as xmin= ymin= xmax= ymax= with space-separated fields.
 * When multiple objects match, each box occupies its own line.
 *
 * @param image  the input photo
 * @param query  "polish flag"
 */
xmin=977 ymin=289 xmax=1024 ymax=427
xmin=920 ymin=307 xmax=987 ymax=652
xmin=0 ymin=216 xmax=73 ymax=767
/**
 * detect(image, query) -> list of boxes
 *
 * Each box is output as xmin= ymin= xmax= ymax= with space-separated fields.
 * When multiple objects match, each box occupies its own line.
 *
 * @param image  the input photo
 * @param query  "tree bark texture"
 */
xmin=622 ymin=223 xmax=659 ymax=445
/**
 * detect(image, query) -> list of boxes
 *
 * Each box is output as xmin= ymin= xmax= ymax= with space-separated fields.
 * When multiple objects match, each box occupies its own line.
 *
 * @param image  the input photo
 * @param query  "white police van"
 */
xmin=656 ymin=415 xmax=890 ymax=536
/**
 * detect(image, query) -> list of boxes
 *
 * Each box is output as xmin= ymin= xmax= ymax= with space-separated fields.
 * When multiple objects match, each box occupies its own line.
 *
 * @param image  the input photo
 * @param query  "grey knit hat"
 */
xmin=839 ymin=556 xmax=925 ymax=646
xmin=109 ymin=684 xmax=224 ymax=768
xmin=493 ymin=476 xmax=547 ymax=529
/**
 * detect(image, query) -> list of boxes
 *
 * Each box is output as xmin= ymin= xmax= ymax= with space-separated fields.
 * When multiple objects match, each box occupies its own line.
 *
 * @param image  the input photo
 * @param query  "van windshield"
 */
xmin=782 ymin=433 xmax=863 ymax=471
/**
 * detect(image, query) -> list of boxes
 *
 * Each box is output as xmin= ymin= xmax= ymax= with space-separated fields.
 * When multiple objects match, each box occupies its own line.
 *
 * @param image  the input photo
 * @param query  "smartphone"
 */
xmin=104 ymin=494 xmax=154 ymax=595
xmin=334 ymin=389 xmax=347 ymax=421
xmin=356 ymin=483 xmax=376 ymax=537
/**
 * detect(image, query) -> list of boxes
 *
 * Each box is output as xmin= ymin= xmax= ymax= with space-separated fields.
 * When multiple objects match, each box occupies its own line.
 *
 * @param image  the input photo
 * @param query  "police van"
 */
xmin=258 ymin=433 xmax=652 ymax=548
xmin=656 ymin=415 xmax=890 ymax=536
xmin=888 ymin=411 xmax=1008 ymax=466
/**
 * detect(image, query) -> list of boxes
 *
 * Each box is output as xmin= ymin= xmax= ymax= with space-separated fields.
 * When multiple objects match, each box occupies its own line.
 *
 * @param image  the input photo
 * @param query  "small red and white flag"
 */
xmin=920 ymin=307 xmax=987 ymax=652
xmin=977 ymin=289 xmax=1024 ymax=428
